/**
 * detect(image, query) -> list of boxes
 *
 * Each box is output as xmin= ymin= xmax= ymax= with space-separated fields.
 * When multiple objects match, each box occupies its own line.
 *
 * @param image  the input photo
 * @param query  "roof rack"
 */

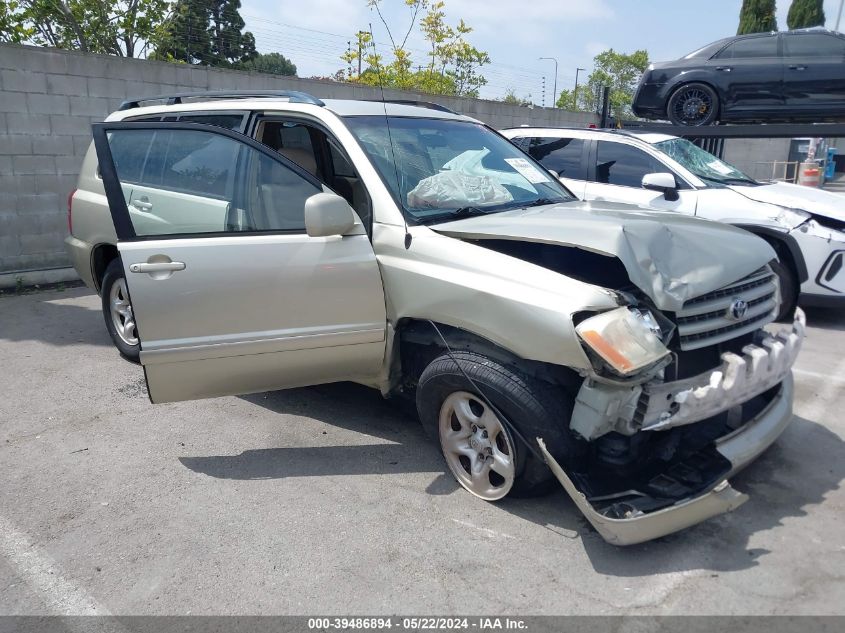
xmin=366 ymin=99 xmax=459 ymax=114
xmin=118 ymin=90 xmax=325 ymax=111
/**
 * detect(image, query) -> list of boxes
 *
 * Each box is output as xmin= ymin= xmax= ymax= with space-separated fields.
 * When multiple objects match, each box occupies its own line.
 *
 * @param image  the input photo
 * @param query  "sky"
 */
xmin=240 ymin=0 xmax=844 ymax=105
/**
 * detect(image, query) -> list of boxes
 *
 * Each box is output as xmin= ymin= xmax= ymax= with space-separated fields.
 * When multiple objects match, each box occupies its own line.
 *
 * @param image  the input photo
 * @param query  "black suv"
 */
xmin=633 ymin=28 xmax=845 ymax=126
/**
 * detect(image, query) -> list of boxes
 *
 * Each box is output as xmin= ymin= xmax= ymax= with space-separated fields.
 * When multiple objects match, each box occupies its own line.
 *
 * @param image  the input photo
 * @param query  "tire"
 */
xmin=416 ymin=350 xmax=579 ymax=500
xmin=770 ymin=258 xmax=798 ymax=323
xmin=667 ymin=83 xmax=719 ymax=126
xmin=101 ymin=259 xmax=141 ymax=362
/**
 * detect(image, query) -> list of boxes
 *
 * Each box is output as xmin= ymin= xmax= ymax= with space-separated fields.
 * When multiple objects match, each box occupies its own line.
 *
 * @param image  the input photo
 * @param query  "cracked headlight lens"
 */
xmin=576 ymin=307 xmax=670 ymax=376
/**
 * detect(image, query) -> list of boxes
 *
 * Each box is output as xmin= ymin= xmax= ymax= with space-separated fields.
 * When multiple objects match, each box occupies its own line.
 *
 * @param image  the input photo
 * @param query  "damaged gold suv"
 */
xmin=66 ymin=92 xmax=805 ymax=545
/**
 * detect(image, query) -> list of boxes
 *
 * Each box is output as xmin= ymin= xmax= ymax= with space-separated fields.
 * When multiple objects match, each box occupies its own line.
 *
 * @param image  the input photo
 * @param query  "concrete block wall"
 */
xmin=0 ymin=43 xmax=598 ymax=282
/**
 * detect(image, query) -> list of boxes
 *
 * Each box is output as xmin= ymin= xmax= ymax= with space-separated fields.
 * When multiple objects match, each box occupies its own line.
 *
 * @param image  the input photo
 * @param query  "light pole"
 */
xmin=837 ymin=0 xmax=844 ymax=32
xmin=539 ymin=57 xmax=558 ymax=107
xmin=573 ymin=67 xmax=585 ymax=110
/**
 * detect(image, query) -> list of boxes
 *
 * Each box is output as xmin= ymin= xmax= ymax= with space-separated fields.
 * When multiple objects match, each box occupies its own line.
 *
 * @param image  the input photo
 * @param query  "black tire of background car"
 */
xmin=101 ymin=259 xmax=141 ymax=363
xmin=416 ymin=350 xmax=579 ymax=498
xmin=667 ymin=82 xmax=720 ymax=127
xmin=770 ymin=258 xmax=798 ymax=323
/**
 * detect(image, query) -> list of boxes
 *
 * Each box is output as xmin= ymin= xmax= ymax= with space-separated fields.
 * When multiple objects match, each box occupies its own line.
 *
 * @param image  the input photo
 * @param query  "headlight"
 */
xmin=576 ymin=307 xmax=670 ymax=376
xmin=775 ymin=207 xmax=811 ymax=228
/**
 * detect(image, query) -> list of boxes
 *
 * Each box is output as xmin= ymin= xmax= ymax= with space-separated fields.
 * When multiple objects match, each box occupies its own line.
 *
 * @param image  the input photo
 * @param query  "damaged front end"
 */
xmin=541 ymin=308 xmax=805 ymax=546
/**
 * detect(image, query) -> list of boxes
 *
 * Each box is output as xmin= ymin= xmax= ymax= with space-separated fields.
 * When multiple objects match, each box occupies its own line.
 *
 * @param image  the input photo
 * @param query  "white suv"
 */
xmin=65 ymin=91 xmax=804 ymax=544
xmin=502 ymin=126 xmax=845 ymax=317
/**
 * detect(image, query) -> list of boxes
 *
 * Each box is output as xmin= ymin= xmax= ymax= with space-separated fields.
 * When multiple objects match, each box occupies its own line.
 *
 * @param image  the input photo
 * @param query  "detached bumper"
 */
xmin=540 ymin=374 xmax=794 ymax=546
xmin=541 ymin=310 xmax=805 ymax=546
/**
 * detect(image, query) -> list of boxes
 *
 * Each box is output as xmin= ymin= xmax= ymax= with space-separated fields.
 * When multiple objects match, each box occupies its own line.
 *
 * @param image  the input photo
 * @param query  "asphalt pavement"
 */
xmin=0 ymin=287 xmax=843 ymax=615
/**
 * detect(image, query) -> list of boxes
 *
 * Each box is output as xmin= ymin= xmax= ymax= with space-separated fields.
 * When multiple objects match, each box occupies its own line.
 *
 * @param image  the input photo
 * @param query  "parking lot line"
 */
xmin=0 ymin=514 xmax=108 ymax=616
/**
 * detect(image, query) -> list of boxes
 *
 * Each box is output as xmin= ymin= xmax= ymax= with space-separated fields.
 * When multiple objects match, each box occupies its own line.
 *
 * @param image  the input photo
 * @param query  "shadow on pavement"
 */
xmin=179 ymin=383 xmax=845 ymax=575
xmin=0 ymin=287 xmax=112 ymax=348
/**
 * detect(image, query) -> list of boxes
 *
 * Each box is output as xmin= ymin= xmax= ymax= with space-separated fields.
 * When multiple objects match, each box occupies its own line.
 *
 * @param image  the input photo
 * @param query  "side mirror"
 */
xmin=642 ymin=172 xmax=679 ymax=202
xmin=304 ymin=192 xmax=357 ymax=237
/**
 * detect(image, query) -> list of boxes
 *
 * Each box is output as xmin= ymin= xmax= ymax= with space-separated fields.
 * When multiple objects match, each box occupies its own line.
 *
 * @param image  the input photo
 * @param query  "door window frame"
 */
xmin=251 ymin=113 xmax=375 ymax=235
xmin=584 ymin=138 xmax=694 ymax=191
xmin=93 ymin=121 xmax=324 ymax=242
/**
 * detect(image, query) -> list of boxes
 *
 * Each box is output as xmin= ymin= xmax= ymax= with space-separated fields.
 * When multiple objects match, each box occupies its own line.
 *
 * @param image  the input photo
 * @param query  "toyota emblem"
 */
xmin=727 ymin=298 xmax=749 ymax=321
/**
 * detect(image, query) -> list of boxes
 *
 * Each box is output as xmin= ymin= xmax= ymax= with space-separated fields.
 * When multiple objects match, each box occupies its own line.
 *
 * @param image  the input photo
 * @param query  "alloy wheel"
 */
xmin=109 ymin=278 xmax=138 ymax=347
xmin=438 ymin=391 xmax=516 ymax=500
xmin=672 ymin=87 xmax=714 ymax=125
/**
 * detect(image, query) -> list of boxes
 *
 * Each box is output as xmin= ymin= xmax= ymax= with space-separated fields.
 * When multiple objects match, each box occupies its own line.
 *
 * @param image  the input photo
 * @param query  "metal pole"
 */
xmin=837 ymin=0 xmax=844 ymax=32
xmin=573 ymin=67 xmax=585 ymax=110
xmin=539 ymin=57 xmax=558 ymax=107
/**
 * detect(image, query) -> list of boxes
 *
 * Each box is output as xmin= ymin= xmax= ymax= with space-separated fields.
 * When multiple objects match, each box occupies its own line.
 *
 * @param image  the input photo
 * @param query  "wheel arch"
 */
xmin=90 ymin=243 xmax=119 ymax=293
xmin=392 ymin=318 xmax=583 ymax=396
xmin=733 ymin=224 xmax=809 ymax=284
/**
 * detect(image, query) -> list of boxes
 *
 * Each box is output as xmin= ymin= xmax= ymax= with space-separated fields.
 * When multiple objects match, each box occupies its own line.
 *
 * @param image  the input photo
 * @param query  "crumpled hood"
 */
xmin=433 ymin=201 xmax=776 ymax=312
xmin=730 ymin=182 xmax=845 ymax=224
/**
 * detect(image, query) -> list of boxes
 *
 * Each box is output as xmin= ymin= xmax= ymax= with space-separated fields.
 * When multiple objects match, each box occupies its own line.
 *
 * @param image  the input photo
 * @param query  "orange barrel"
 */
xmin=798 ymin=161 xmax=821 ymax=187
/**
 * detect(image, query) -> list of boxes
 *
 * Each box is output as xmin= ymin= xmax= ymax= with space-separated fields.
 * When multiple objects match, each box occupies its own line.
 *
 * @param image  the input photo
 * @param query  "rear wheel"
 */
xmin=667 ymin=83 xmax=719 ymax=126
xmin=416 ymin=351 xmax=577 ymax=499
xmin=101 ymin=259 xmax=140 ymax=362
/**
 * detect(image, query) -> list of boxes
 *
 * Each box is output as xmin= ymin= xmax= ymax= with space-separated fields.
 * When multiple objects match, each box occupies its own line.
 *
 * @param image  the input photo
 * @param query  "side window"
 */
xmin=108 ymin=130 xmax=155 ymax=184
xmin=784 ymin=34 xmax=845 ymax=58
xmin=593 ymin=141 xmax=667 ymax=188
xmin=260 ymin=121 xmax=320 ymax=178
xmin=715 ymin=35 xmax=778 ymax=59
xmin=525 ymin=136 xmax=586 ymax=179
xmin=106 ymin=128 xmax=321 ymax=237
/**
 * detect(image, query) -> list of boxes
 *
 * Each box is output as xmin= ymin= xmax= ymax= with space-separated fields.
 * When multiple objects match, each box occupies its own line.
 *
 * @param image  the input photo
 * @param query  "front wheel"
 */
xmin=101 ymin=259 xmax=140 ymax=363
xmin=667 ymin=83 xmax=719 ymax=126
xmin=416 ymin=351 xmax=577 ymax=500
xmin=770 ymin=259 xmax=798 ymax=322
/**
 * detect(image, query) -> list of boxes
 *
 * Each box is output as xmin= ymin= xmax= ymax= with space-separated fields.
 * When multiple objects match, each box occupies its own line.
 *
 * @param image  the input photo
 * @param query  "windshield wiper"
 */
xmin=419 ymin=206 xmax=493 ymax=225
xmin=453 ymin=206 xmax=491 ymax=217
xmin=518 ymin=198 xmax=564 ymax=208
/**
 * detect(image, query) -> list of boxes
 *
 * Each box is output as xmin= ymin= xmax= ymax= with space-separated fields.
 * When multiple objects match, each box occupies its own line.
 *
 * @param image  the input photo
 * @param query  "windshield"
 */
xmin=654 ymin=138 xmax=757 ymax=186
xmin=344 ymin=116 xmax=574 ymax=223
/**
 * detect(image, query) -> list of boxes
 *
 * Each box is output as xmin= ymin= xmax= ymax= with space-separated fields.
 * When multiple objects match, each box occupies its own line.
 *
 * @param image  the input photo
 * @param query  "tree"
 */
xmin=239 ymin=52 xmax=297 ymax=76
xmin=341 ymin=0 xmax=489 ymax=97
xmin=152 ymin=0 xmax=256 ymax=66
xmin=500 ymin=89 xmax=531 ymax=107
xmin=737 ymin=0 xmax=778 ymax=35
xmin=558 ymin=48 xmax=648 ymax=118
xmin=150 ymin=0 xmax=211 ymax=63
xmin=0 ymin=0 xmax=169 ymax=57
xmin=786 ymin=0 xmax=825 ymax=28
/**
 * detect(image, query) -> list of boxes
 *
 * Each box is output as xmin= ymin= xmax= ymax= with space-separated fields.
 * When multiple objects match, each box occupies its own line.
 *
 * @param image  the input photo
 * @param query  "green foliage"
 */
xmin=341 ymin=0 xmax=489 ymax=97
xmin=0 ymin=0 xmax=169 ymax=57
xmin=151 ymin=0 xmax=256 ymax=67
xmin=558 ymin=48 xmax=649 ymax=118
xmin=238 ymin=52 xmax=297 ymax=76
xmin=737 ymin=0 xmax=778 ymax=34
xmin=500 ymin=89 xmax=531 ymax=107
xmin=0 ymin=1 xmax=34 ymax=43
xmin=786 ymin=0 xmax=825 ymax=28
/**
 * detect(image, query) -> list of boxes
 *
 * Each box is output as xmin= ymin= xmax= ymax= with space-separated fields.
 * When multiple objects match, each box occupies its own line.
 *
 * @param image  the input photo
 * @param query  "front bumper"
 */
xmin=541 ymin=310 xmax=805 ymax=546
xmin=541 ymin=374 xmax=794 ymax=545
xmin=793 ymin=221 xmax=845 ymax=301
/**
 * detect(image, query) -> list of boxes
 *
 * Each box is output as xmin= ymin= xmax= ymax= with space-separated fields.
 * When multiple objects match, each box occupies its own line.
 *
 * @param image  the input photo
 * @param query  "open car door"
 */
xmin=93 ymin=121 xmax=387 ymax=403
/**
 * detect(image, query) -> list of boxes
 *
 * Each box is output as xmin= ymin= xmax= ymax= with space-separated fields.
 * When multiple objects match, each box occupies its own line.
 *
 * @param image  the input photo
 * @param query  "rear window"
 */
xmin=523 ymin=137 xmax=586 ymax=180
xmin=783 ymin=33 xmax=845 ymax=58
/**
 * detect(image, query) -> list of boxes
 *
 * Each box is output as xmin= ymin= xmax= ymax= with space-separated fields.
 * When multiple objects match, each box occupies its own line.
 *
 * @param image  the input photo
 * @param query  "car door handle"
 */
xmin=715 ymin=66 xmax=732 ymax=72
xmin=131 ymin=197 xmax=153 ymax=211
xmin=788 ymin=65 xmax=807 ymax=71
xmin=128 ymin=262 xmax=186 ymax=274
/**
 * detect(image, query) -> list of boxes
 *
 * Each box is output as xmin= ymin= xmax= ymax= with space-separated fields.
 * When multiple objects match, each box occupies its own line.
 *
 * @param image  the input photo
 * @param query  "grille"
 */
xmin=674 ymin=266 xmax=778 ymax=351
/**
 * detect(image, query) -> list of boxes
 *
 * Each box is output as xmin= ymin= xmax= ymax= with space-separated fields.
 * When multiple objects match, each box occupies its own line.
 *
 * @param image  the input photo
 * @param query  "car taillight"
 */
xmin=67 ymin=188 xmax=76 ymax=235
